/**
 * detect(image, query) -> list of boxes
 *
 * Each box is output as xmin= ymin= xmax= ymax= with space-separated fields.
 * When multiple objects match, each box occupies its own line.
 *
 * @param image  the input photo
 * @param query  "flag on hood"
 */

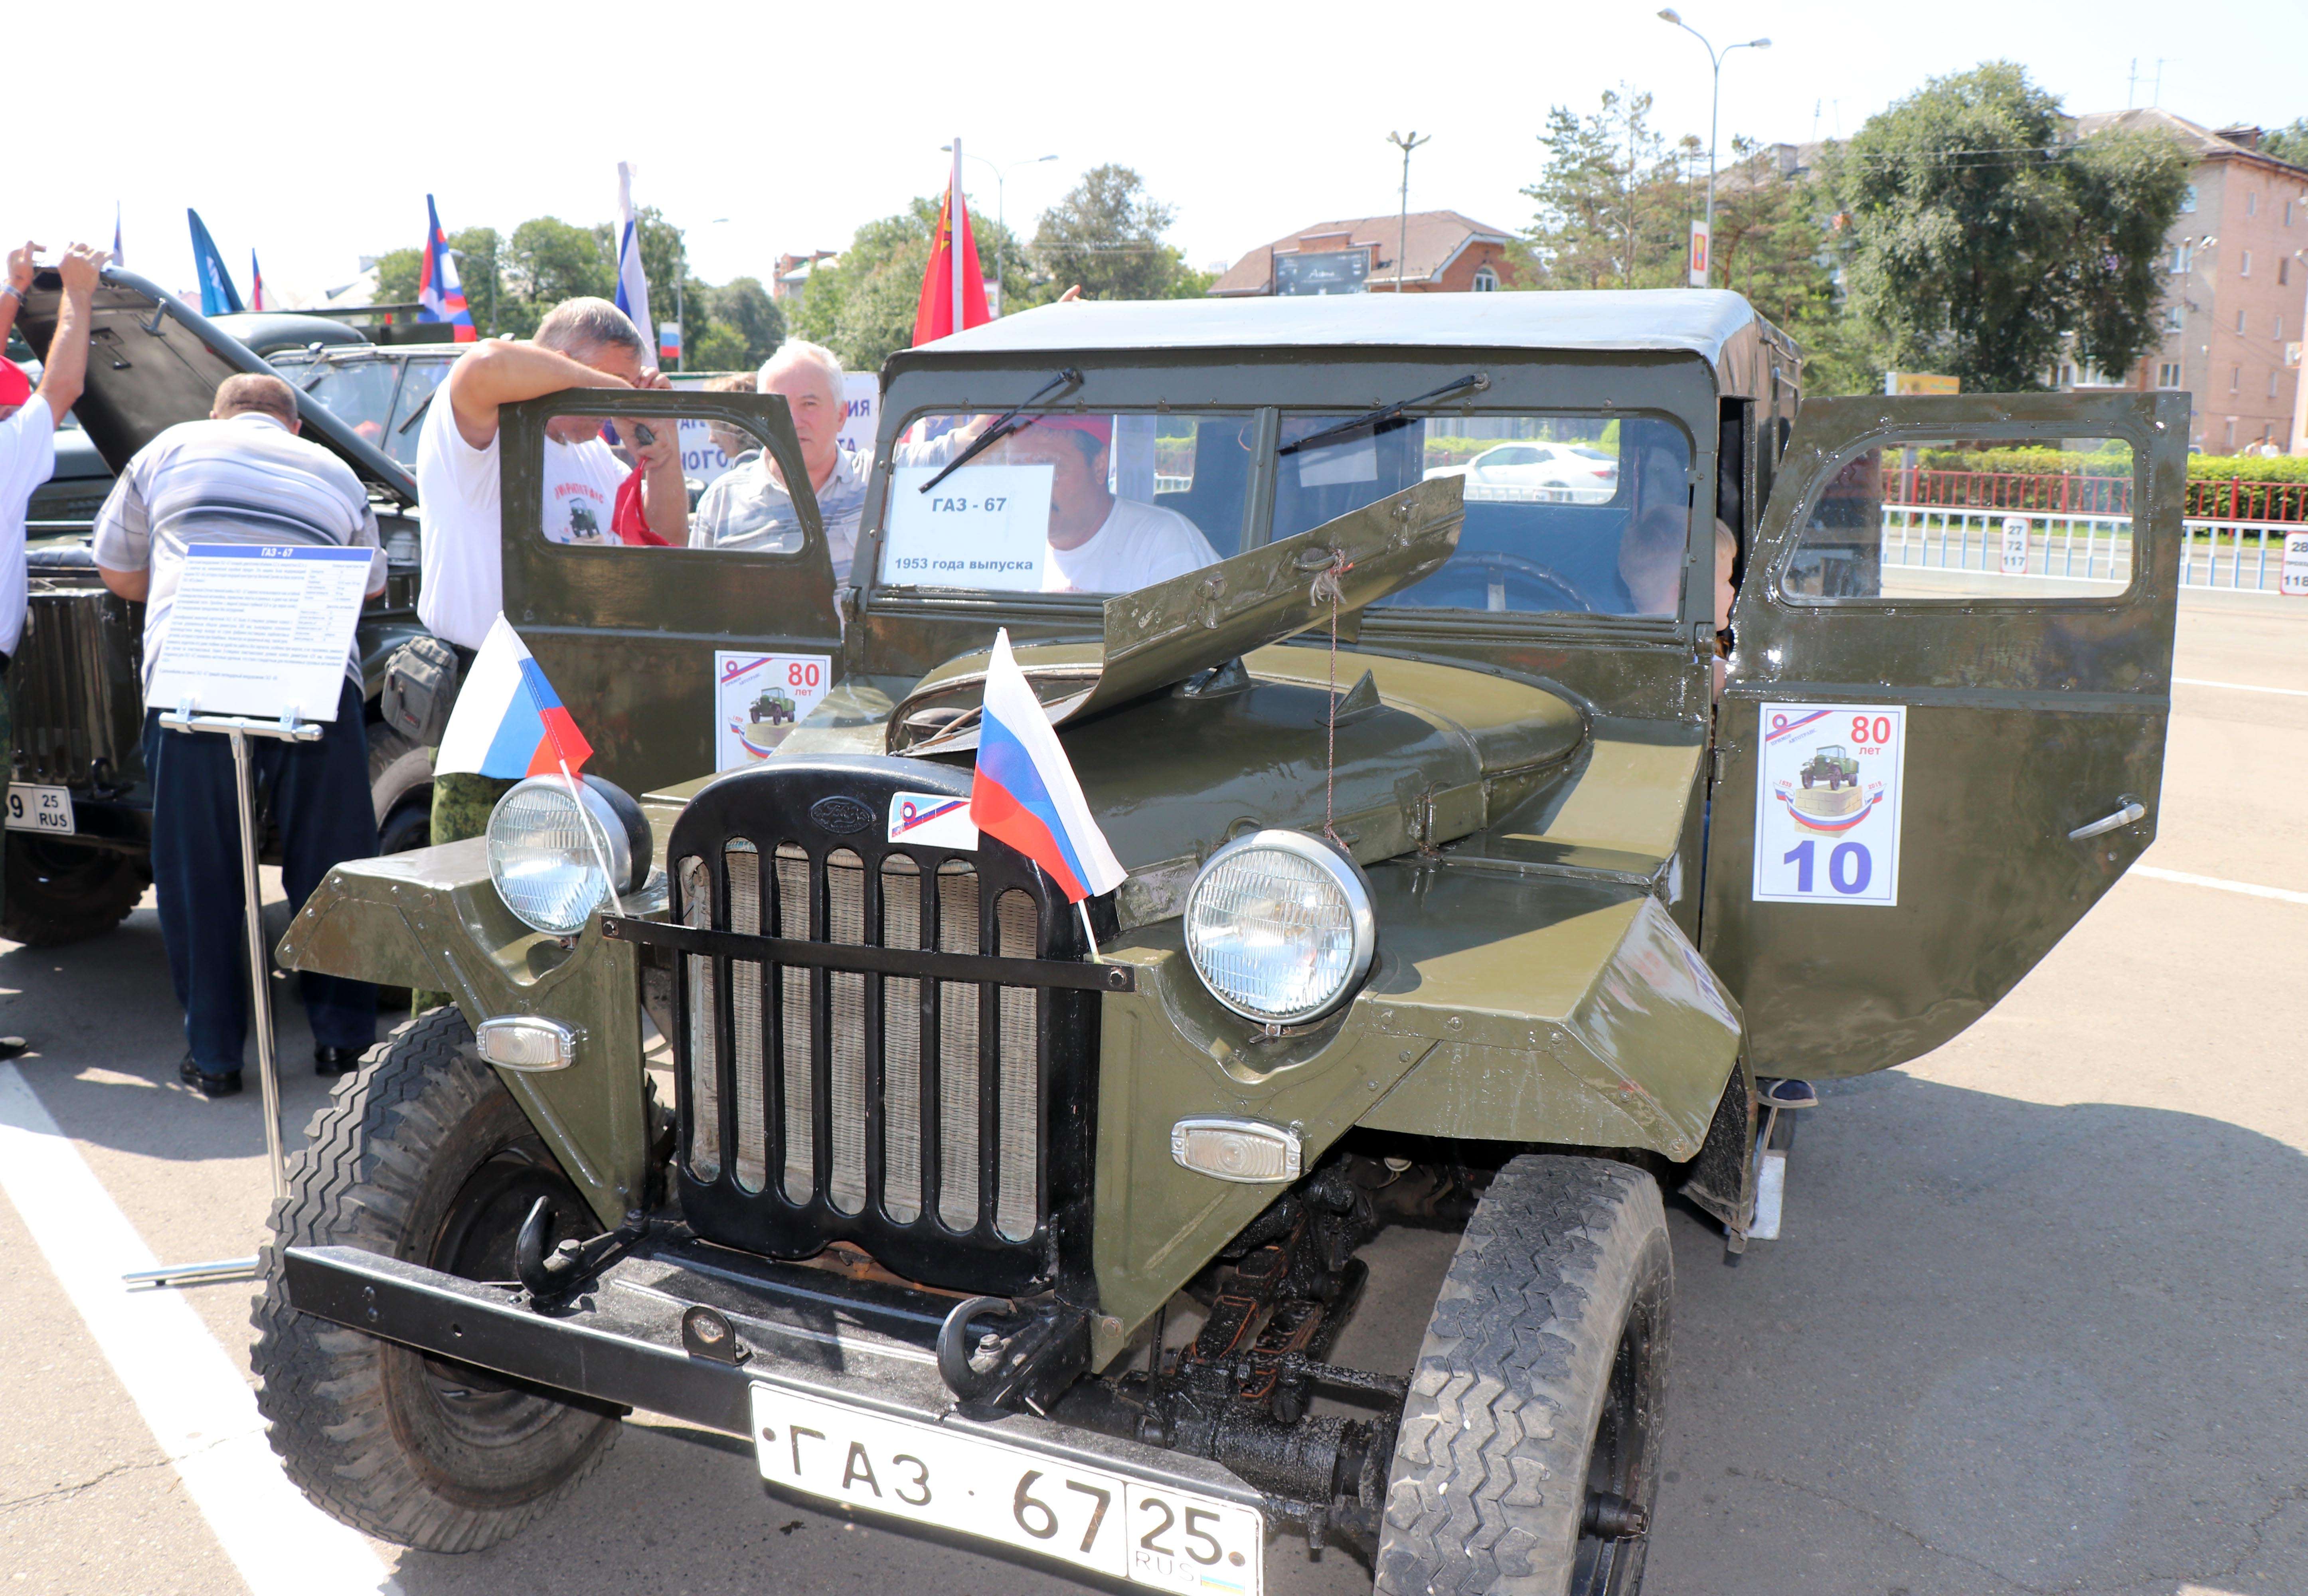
xmin=186 ymin=209 xmax=243 ymax=316
xmin=969 ymin=629 xmax=1125 ymax=903
xmin=435 ymin=615 xmax=594 ymax=779
xmin=249 ymin=250 xmax=265 ymax=312
xmin=912 ymin=139 xmax=991 ymax=346
xmin=416 ymin=194 xmax=478 ymax=342
xmin=613 ymin=162 xmax=653 ymax=360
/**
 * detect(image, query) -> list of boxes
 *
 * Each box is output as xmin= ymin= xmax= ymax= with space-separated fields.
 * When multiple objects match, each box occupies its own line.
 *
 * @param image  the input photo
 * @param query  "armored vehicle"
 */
xmin=256 ymin=292 xmax=2181 ymax=1593
xmin=8 ymin=270 xmax=433 ymax=944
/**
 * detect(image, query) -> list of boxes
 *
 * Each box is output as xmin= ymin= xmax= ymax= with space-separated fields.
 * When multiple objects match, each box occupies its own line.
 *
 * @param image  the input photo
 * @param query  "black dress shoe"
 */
xmin=0 ymin=1036 xmax=28 ymax=1061
xmin=314 ymin=1045 xmax=364 ymax=1078
xmin=184 ymin=1064 xmax=243 ymax=1098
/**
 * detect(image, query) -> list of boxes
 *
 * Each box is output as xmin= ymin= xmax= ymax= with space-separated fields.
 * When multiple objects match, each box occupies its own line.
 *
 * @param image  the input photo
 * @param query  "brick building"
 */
xmin=2065 ymin=111 xmax=2308 ymax=454
xmin=1209 ymin=211 xmax=1524 ymax=297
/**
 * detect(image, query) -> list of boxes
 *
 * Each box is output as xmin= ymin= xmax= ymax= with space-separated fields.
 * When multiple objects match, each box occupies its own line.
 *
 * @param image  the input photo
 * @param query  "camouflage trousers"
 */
xmin=410 ymin=768 xmax=518 ymax=1013
xmin=431 ymin=769 xmax=517 ymax=846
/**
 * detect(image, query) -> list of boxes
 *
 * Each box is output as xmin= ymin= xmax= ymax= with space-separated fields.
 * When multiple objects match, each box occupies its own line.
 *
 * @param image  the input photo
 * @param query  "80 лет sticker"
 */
xmin=1751 ymin=703 xmax=1907 ymax=907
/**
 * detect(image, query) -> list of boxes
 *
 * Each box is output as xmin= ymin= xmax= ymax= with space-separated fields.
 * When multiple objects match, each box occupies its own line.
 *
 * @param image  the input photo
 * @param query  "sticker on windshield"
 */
xmin=881 ymin=464 xmax=1053 ymax=591
xmin=888 ymin=792 xmax=978 ymax=851
xmin=1751 ymin=703 xmax=1907 ymax=907
xmin=715 ymin=651 xmax=831 ymax=770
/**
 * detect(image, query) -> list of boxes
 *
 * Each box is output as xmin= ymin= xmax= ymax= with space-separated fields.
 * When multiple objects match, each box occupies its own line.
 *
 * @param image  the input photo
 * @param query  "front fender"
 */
xmin=279 ymin=839 xmax=666 ymax=1230
xmin=1088 ymin=862 xmax=1741 ymax=1366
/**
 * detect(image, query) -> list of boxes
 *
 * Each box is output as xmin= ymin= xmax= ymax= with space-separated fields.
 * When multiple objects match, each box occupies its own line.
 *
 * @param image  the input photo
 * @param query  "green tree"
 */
xmin=1033 ymin=165 xmax=1192 ymax=300
xmin=787 ymin=197 xmax=1032 ymax=373
xmin=371 ymin=247 xmax=423 ymax=305
xmin=507 ymin=216 xmax=613 ymax=323
xmin=2263 ymin=118 xmax=2308 ymax=166
xmin=1523 ymin=88 xmax=1699 ymax=289
xmin=1836 ymin=62 xmax=2190 ymax=390
xmin=701 ymin=277 xmax=784 ymax=368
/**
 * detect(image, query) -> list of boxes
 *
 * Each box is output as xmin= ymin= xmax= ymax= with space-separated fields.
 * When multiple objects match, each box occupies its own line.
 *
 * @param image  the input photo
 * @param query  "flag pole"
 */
xmin=558 ymin=758 xmax=626 ymax=920
xmin=1077 ymin=899 xmax=1104 ymax=964
xmin=950 ymin=137 xmax=965 ymax=340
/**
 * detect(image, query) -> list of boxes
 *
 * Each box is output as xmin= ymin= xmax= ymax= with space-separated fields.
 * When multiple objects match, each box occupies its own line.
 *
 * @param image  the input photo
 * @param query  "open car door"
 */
xmin=500 ymin=388 xmax=844 ymax=798
xmin=1701 ymin=391 xmax=2185 ymax=1079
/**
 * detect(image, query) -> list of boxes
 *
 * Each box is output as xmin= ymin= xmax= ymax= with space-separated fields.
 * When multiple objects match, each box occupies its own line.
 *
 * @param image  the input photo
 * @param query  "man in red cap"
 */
xmin=0 ymin=239 xmax=105 ymax=1054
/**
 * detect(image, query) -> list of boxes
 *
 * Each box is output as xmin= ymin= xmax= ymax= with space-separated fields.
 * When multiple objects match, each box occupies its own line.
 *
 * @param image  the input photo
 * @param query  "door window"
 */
xmin=878 ymin=411 xmax=1247 ymax=595
xmin=1274 ymin=411 xmax=1690 ymax=616
xmin=1781 ymin=438 xmax=2138 ymax=602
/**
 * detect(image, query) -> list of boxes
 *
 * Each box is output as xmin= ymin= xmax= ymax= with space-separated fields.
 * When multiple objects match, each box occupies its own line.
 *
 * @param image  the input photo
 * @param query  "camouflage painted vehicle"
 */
xmin=255 ymin=293 xmax=2182 ymax=1594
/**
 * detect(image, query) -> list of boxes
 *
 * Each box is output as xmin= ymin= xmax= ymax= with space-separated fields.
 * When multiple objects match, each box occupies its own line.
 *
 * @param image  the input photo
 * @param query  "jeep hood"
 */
xmin=14 ymin=266 xmax=415 ymax=506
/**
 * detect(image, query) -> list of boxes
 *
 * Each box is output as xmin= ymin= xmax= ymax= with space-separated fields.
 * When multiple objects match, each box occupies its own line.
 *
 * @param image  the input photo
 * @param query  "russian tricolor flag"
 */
xmin=435 ymin=616 xmax=594 ymax=780
xmin=417 ymin=193 xmax=478 ymax=342
xmin=969 ymin=630 xmax=1125 ymax=904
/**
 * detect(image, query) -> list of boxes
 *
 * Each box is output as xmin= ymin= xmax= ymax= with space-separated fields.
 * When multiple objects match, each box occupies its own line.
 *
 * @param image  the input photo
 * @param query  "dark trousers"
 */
xmin=143 ymin=678 xmax=378 ymax=1073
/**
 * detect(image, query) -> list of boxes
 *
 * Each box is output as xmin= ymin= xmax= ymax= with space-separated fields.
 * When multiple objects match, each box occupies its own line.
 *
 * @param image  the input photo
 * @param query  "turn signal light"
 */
xmin=475 ymin=1016 xmax=581 ymax=1072
xmin=1170 ymin=1118 xmax=1303 ymax=1183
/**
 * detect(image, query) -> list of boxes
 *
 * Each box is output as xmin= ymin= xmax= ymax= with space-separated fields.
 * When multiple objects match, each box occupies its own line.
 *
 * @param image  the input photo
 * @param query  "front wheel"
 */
xmin=1 ymin=835 xmax=146 ymax=946
xmin=1376 ymin=1155 xmax=1672 ymax=1596
xmin=251 ymin=1007 xmax=618 ymax=1553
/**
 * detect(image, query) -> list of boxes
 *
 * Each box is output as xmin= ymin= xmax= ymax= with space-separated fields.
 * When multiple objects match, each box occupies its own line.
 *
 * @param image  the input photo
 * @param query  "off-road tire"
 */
xmin=1375 ymin=1155 xmax=1672 ymax=1596
xmin=367 ymin=723 xmax=433 ymax=856
xmin=1 ymin=836 xmax=146 ymax=946
xmin=251 ymin=1007 xmax=618 ymax=1553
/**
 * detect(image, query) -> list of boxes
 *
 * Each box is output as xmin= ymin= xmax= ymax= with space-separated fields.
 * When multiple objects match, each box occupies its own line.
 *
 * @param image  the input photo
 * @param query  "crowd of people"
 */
xmin=0 ymin=256 xmax=1740 ymax=1096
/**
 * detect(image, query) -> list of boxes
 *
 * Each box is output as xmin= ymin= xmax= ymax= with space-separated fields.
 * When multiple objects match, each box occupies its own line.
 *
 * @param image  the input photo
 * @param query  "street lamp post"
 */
xmin=1387 ymin=131 xmax=1430 ymax=292
xmin=1658 ymin=10 xmax=1770 ymax=287
xmin=940 ymin=145 xmax=1057 ymax=316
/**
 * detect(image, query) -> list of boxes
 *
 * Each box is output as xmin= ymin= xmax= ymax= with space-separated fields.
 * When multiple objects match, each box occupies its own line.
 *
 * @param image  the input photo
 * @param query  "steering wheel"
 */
xmin=1429 ymin=550 xmax=1599 ymax=614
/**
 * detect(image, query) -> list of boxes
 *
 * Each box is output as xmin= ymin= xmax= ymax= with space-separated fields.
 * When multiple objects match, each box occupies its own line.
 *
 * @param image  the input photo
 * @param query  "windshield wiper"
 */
xmin=1277 ymin=372 xmax=1490 ymax=458
xmin=917 ymin=368 xmax=1083 ymax=494
xmin=397 ymin=392 xmax=433 ymax=435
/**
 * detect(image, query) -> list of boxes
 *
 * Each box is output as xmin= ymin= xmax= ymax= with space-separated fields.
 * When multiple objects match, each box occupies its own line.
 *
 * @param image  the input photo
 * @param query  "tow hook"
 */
xmin=513 ymin=1199 xmax=648 ymax=1304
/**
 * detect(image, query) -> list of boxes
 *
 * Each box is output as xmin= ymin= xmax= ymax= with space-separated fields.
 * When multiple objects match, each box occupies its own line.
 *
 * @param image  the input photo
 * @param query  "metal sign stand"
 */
xmin=124 ymin=707 xmax=322 ymax=1290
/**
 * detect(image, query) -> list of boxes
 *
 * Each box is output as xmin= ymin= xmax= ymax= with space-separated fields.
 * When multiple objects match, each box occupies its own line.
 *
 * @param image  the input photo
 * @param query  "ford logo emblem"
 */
xmin=810 ymin=796 xmax=874 ymax=835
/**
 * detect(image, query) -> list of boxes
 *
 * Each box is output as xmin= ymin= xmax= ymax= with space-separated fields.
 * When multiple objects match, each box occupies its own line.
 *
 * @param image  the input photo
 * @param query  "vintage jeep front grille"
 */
xmin=641 ymin=758 xmax=1113 ymax=1300
xmin=13 ymin=579 xmax=145 ymax=790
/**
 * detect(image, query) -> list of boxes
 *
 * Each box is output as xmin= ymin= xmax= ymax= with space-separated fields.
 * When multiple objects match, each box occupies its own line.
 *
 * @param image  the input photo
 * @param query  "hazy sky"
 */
xmin=12 ymin=0 xmax=2305 ymax=307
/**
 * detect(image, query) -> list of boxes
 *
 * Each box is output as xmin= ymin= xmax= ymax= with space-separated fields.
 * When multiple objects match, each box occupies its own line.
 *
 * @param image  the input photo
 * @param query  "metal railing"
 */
xmin=1879 ymin=505 xmax=2297 ymax=593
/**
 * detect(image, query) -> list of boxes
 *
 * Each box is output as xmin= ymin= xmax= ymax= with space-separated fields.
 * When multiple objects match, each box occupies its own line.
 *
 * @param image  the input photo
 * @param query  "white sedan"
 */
xmin=1425 ymin=441 xmax=1618 ymax=502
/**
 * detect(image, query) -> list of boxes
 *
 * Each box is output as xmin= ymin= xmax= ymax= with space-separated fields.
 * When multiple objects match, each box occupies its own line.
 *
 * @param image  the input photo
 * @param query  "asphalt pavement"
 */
xmin=2 ymin=595 xmax=2302 ymax=1596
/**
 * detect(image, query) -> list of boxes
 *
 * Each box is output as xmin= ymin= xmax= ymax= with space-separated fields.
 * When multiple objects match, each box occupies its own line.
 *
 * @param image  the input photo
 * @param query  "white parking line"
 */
xmin=2132 ymin=865 xmax=2308 ymax=907
xmin=2174 ymin=676 xmax=2308 ymax=698
xmin=0 ymin=1065 xmax=397 ymax=1596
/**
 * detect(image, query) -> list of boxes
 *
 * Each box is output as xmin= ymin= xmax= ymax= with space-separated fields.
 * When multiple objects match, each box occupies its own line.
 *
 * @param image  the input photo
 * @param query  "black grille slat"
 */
xmin=640 ymin=758 xmax=1106 ymax=1301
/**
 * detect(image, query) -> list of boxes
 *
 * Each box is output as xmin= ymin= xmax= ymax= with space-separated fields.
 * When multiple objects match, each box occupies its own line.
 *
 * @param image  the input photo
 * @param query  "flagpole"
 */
xmin=1077 ymin=899 xmax=1104 ymax=964
xmin=557 ymin=758 xmax=626 ymax=920
xmin=950 ymin=137 xmax=965 ymax=340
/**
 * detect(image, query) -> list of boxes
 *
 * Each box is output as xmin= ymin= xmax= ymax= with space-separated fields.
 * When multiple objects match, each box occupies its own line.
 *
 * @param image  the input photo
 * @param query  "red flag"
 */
xmin=913 ymin=156 xmax=991 ymax=346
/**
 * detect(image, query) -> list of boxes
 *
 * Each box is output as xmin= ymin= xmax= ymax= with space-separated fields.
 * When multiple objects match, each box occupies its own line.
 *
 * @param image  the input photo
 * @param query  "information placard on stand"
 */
xmin=146 ymin=543 xmax=375 ymax=721
xmin=124 ymin=542 xmax=374 ymax=1291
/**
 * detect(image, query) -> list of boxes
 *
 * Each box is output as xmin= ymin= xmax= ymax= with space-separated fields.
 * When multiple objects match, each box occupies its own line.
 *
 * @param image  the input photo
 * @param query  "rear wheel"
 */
xmin=0 ymin=835 xmax=146 ymax=946
xmin=251 ymin=1007 xmax=618 ymax=1552
xmin=1375 ymin=1155 xmax=1672 ymax=1596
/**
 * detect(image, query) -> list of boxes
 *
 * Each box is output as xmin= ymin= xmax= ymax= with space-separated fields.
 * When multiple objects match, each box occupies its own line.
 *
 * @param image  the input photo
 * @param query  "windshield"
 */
xmin=279 ymin=355 xmax=452 ymax=467
xmin=879 ymin=411 xmax=1243 ymax=594
xmin=1276 ymin=411 xmax=1690 ymax=616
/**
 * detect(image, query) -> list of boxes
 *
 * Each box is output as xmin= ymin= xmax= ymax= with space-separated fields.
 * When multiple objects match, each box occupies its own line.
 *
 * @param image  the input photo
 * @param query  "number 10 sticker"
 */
xmin=1751 ymin=702 xmax=1907 ymax=907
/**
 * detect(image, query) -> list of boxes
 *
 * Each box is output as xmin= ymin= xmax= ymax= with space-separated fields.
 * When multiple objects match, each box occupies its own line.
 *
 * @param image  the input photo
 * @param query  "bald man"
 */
xmin=95 ymin=373 xmax=387 ymax=1098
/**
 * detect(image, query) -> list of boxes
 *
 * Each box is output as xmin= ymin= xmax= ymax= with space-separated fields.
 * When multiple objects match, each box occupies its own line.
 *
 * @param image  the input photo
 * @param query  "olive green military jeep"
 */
xmin=255 ymin=292 xmax=2182 ymax=1594
xmin=1799 ymin=744 xmax=1859 ymax=790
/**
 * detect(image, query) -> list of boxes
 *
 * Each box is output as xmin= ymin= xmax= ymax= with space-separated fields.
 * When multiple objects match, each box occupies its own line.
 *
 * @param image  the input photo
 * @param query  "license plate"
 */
xmin=751 ymin=1385 xmax=1262 ymax=1594
xmin=5 ymin=784 xmax=74 ymax=836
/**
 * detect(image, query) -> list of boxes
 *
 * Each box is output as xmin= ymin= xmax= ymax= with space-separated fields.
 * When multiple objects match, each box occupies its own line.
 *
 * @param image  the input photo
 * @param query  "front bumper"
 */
xmin=283 ymin=1238 xmax=1267 ymax=1523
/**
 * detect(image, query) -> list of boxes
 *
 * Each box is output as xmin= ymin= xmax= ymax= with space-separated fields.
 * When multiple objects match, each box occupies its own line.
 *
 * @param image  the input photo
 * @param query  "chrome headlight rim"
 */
xmin=486 ymin=775 xmax=636 ymax=936
xmin=1183 ymin=828 xmax=1377 ymax=1027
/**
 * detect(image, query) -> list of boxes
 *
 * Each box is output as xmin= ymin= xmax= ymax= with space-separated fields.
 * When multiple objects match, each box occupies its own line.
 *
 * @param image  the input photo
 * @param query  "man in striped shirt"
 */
xmin=93 ymin=374 xmax=385 ymax=1098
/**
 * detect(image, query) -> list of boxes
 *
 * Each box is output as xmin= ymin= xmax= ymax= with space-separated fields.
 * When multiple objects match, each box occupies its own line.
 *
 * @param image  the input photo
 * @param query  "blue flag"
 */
xmin=186 ymin=208 xmax=243 ymax=316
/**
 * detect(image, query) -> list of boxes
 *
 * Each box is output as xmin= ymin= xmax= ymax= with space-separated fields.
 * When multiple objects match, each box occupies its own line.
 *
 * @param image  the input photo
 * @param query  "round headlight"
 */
xmin=486 ymin=775 xmax=649 ymax=935
xmin=1184 ymin=830 xmax=1375 ymax=1026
